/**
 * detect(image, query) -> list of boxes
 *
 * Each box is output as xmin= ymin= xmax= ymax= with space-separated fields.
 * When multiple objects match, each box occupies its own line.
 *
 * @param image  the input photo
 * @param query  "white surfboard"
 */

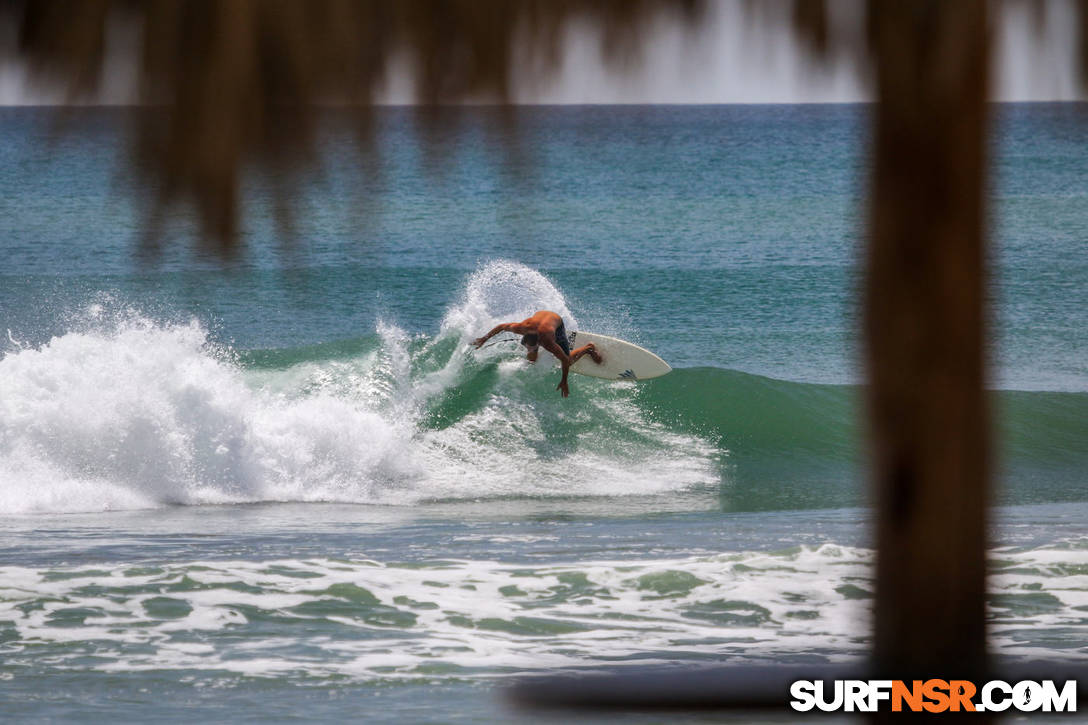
xmin=566 ymin=331 xmax=671 ymax=381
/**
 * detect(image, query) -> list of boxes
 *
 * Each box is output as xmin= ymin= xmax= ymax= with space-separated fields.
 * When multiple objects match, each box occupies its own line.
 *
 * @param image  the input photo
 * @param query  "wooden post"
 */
xmin=866 ymin=0 xmax=992 ymax=686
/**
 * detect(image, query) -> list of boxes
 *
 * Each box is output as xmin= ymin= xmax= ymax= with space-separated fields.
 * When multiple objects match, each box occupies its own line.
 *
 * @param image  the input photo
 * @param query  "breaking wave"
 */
xmin=3 ymin=259 xmax=1084 ymax=515
xmin=0 ymin=261 xmax=716 ymax=514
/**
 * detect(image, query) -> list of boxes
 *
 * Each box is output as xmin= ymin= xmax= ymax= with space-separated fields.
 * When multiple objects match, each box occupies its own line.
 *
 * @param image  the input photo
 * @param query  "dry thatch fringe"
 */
xmin=1 ymin=0 xmax=700 ymax=253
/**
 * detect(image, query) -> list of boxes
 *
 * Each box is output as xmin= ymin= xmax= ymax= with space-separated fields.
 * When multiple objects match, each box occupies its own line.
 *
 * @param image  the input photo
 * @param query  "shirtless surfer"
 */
xmin=473 ymin=311 xmax=602 ymax=397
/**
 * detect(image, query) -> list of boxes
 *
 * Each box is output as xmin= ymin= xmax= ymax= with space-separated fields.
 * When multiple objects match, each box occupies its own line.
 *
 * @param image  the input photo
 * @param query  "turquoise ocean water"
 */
xmin=1 ymin=105 xmax=1086 ymax=721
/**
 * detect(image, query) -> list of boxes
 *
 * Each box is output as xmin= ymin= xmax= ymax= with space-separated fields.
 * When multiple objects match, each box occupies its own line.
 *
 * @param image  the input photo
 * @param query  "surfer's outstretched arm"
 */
xmin=474 ymin=319 xmax=540 ymax=348
xmin=473 ymin=323 xmax=510 ymax=348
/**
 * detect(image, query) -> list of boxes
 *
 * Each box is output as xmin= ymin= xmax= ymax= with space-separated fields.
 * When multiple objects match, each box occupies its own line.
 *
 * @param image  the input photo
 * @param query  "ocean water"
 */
xmin=0 ymin=105 xmax=1086 ymax=722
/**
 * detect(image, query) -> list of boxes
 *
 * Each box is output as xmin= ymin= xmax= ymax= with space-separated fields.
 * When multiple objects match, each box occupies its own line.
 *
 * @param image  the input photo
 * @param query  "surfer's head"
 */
xmin=520 ymin=333 xmax=539 ymax=361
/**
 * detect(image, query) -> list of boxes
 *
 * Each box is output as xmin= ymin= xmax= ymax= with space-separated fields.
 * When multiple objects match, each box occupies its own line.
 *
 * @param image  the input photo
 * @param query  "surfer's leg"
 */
xmin=571 ymin=344 xmax=602 ymax=364
xmin=554 ymin=323 xmax=572 ymax=357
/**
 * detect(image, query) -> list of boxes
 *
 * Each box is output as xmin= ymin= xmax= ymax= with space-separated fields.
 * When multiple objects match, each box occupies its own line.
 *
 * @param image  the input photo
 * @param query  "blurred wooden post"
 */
xmin=866 ymin=0 xmax=991 ymax=690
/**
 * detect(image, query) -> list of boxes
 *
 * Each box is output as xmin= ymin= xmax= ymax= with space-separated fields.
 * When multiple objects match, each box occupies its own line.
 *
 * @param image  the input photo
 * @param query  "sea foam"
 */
xmin=3 ymin=540 xmax=1083 ymax=680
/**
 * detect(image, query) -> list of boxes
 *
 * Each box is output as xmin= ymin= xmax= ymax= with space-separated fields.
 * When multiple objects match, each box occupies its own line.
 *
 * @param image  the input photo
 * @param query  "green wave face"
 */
xmin=637 ymin=368 xmax=1088 ymax=510
xmin=635 ymin=368 xmax=862 ymax=511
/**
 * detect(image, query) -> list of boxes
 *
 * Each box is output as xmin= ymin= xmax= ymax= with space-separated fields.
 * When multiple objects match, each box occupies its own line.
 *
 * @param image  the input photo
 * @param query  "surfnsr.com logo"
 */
xmin=790 ymin=679 xmax=1077 ymax=713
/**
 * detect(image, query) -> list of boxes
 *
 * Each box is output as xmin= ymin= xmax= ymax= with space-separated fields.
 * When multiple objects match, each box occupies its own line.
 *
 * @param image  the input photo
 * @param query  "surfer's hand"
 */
xmin=557 ymin=380 xmax=569 ymax=398
xmin=473 ymin=337 xmax=487 ymax=349
xmin=587 ymin=343 xmax=603 ymax=364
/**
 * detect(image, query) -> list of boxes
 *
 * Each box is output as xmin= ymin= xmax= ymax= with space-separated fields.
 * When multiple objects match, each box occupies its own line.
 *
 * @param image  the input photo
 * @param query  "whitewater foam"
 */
xmin=0 ymin=545 xmax=874 ymax=679
xmin=3 ymin=540 xmax=1083 ymax=681
xmin=0 ymin=312 xmax=422 ymax=513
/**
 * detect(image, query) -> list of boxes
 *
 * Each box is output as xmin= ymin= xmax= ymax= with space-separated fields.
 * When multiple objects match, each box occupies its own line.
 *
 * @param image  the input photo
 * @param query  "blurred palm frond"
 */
xmin=0 ymin=0 xmax=701 ymax=250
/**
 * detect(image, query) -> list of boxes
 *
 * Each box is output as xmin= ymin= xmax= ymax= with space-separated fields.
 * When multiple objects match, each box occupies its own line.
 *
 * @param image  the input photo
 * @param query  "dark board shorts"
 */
xmin=521 ymin=320 xmax=571 ymax=356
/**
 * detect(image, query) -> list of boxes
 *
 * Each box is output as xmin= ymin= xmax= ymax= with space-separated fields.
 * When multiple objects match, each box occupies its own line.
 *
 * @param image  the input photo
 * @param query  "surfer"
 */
xmin=473 ymin=311 xmax=602 ymax=397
